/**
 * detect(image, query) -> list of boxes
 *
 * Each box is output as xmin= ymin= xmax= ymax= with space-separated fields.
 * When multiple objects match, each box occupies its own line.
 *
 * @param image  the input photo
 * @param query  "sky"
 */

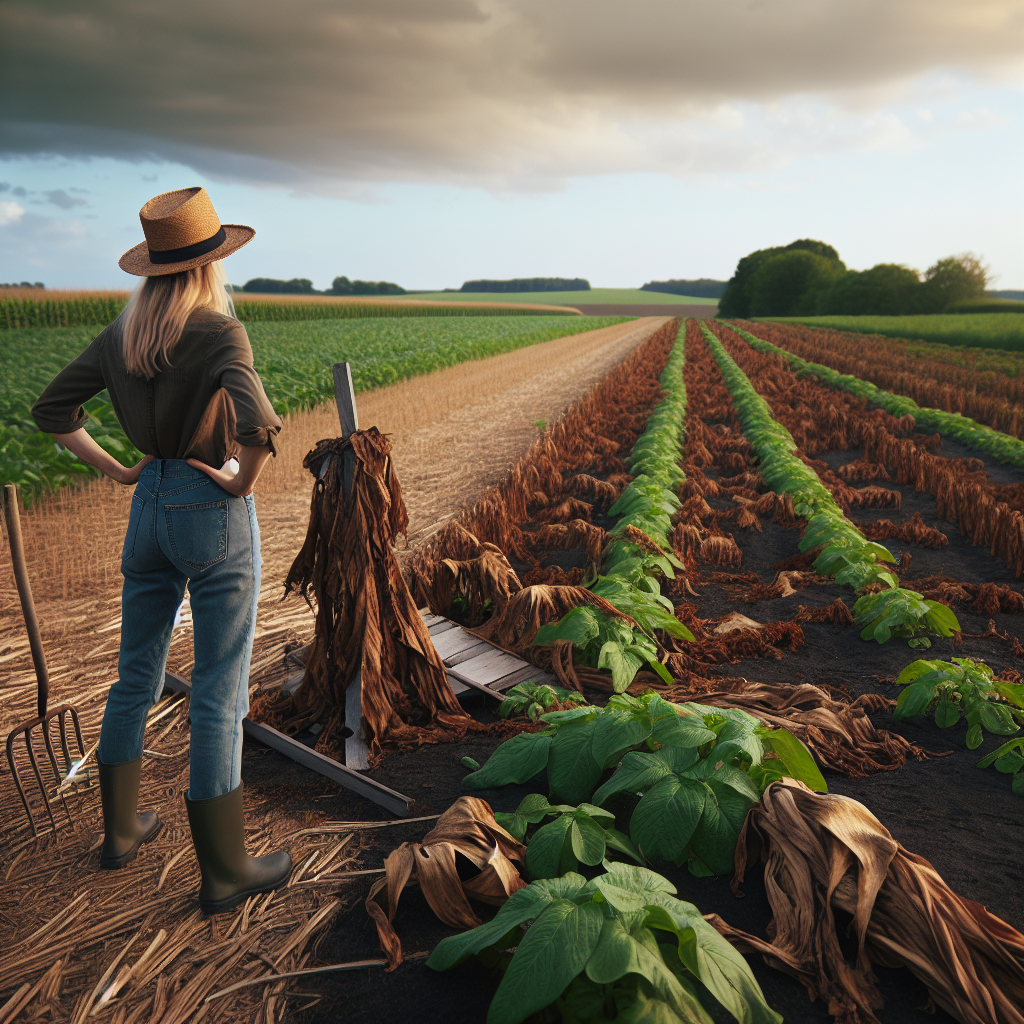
xmin=1 ymin=0 xmax=1022 ymax=292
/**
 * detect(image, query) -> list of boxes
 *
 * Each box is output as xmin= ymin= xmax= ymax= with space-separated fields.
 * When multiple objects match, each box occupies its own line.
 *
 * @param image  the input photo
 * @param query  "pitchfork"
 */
xmin=3 ymin=482 xmax=93 ymax=837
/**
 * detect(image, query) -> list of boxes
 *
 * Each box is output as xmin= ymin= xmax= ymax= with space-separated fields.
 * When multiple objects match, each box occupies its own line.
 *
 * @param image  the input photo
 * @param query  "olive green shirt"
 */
xmin=31 ymin=308 xmax=283 ymax=464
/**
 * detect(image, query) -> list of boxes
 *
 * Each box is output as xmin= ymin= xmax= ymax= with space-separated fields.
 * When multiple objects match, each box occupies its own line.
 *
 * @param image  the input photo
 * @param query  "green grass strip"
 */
xmin=726 ymin=321 xmax=1024 ymax=470
xmin=757 ymin=313 xmax=1024 ymax=353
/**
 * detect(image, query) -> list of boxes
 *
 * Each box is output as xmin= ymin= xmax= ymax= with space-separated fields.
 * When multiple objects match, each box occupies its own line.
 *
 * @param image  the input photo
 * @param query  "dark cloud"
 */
xmin=1 ymin=0 xmax=1020 ymax=189
xmin=42 ymin=188 xmax=87 ymax=209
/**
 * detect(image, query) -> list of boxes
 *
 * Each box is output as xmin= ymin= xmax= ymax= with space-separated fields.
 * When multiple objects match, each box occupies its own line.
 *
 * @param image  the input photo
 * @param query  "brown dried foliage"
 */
xmin=366 ymin=797 xmax=527 ymax=971
xmin=857 ymin=510 xmax=949 ymax=549
xmin=740 ymin=319 xmax=1024 ymax=442
xmin=253 ymin=429 xmax=474 ymax=759
xmin=713 ymin=780 xmax=1024 ymax=1024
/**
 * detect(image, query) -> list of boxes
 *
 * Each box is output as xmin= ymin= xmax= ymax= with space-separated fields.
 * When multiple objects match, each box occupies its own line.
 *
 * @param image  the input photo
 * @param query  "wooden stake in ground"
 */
xmin=254 ymin=425 xmax=473 ymax=762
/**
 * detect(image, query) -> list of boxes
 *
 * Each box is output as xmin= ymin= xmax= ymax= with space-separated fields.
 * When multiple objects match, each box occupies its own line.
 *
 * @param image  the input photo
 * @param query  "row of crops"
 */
xmin=394 ymin=316 xmax=1024 ymax=1023
xmin=0 ymin=293 xmax=579 ymax=330
xmin=762 ymin=311 xmax=1024 ymax=352
xmin=1 ymin=315 xmax=630 ymax=501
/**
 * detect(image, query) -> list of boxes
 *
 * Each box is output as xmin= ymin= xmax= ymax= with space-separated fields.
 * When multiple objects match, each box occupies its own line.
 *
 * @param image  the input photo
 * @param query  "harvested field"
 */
xmin=0 ymin=317 xmax=665 ymax=1022
xmin=2 ymin=314 xmax=1023 ymax=1024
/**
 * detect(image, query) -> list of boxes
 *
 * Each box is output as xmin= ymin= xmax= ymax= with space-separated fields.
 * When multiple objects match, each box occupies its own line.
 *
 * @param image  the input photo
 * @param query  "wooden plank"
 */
xmin=427 ymin=620 xmax=459 ymax=637
xmin=487 ymin=664 xmax=555 ymax=692
xmin=430 ymin=627 xmax=483 ymax=661
xmin=444 ymin=641 xmax=493 ymax=666
xmin=455 ymin=649 xmax=528 ymax=685
xmin=332 ymin=362 xmax=359 ymax=439
xmin=162 ymin=671 xmax=412 ymax=817
xmin=344 ymin=669 xmax=370 ymax=771
xmin=446 ymin=674 xmax=470 ymax=697
xmin=444 ymin=665 xmax=506 ymax=701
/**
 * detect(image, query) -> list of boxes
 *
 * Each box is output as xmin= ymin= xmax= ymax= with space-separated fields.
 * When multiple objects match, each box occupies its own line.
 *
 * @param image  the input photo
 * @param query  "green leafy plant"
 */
xmin=464 ymin=693 xmax=826 ymax=874
xmin=534 ymin=602 xmax=691 ymax=694
xmin=977 ymin=739 xmax=1024 ymax=796
xmin=893 ymin=657 xmax=1024 ymax=745
xmin=853 ymin=589 xmax=960 ymax=647
xmin=592 ymin=702 xmax=826 ymax=876
xmin=498 ymin=681 xmax=587 ymax=721
xmin=494 ymin=794 xmax=643 ymax=876
xmin=427 ymin=862 xmax=783 ymax=1024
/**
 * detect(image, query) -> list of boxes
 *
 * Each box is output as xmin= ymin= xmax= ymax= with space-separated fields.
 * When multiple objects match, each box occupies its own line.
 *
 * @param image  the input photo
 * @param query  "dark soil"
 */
xmin=267 ymin=421 xmax=1024 ymax=1024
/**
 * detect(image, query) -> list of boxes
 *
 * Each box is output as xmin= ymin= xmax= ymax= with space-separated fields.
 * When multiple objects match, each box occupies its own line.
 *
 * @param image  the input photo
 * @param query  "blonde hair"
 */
xmin=121 ymin=261 xmax=232 ymax=378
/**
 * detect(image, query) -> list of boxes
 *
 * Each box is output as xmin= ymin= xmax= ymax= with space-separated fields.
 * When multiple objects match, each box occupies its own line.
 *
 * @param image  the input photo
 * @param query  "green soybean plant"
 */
xmin=494 ymin=794 xmax=643 ymax=877
xmin=463 ymin=693 xmax=826 ymax=874
xmin=427 ymin=862 xmax=783 ymax=1024
xmin=498 ymin=681 xmax=587 ymax=722
xmin=893 ymin=657 xmax=1024 ymax=745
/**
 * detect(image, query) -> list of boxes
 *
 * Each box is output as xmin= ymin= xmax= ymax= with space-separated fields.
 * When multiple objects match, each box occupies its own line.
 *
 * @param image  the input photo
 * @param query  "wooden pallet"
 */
xmin=420 ymin=613 xmax=555 ymax=700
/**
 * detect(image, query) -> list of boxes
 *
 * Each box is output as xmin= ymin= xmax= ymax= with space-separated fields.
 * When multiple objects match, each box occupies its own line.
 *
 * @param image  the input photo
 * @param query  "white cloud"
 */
xmin=0 ymin=200 xmax=25 ymax=226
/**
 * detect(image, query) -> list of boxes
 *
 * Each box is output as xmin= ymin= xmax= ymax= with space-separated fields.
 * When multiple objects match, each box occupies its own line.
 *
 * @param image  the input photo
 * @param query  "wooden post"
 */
xmin=326 ymin=363 xmax=371 ymax=770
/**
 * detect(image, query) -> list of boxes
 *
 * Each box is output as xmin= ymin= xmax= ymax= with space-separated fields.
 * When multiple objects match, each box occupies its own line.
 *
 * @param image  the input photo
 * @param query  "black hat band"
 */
xmin=148 ymin=226 xmax=227 ymax=265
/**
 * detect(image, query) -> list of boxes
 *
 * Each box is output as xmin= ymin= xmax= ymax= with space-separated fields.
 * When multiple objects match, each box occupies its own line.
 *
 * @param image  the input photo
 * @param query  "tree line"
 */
xmin=640 ymin=278 xmax=727 ymax=299
xmin=241 ymin=277 xmax=405 ymax=296
xmin=718 ymin=241 xmax=992 ymax=318
xmin=460 ymin=278 xmax=590 ymax=293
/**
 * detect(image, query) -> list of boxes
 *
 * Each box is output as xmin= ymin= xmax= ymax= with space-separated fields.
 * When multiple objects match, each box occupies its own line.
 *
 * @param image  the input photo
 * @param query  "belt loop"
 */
xmin=154 ymin=459 xmax=164 ymax=491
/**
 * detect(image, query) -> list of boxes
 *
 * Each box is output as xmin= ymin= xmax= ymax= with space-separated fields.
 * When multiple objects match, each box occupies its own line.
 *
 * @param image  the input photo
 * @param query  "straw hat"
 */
xmin=118 ymin=187 xmax=254 ymax=276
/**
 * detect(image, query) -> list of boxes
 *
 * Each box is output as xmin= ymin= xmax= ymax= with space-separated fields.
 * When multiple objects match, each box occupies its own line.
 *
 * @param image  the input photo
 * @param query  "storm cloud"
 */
xmin=2 ymin=0 xmax=1021 ymax=190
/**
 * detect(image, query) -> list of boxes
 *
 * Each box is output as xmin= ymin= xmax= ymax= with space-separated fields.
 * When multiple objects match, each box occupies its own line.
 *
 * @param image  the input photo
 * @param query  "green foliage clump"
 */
xmin=639 ymin=279 xmax=727 ymax=299
xmin=463 ymin=691 xmax=825 ymax=876
xmin=718 ymin=239 xmax=842 ymax=318
xmin=242 ymin=277 xmax=316 ymax=294
xmin=823 ymin=263 xmax=922 ymax=315
xmin=726 ymin=321 xmax=1024 ymax=469
xmin=328 ymin=276 xmax=405 ymax=295
xmin=427 ymin=862 xmax=783 ymax=1024
xmin=893 ymin=657 xmax=1024 ymax=796
xmin=461 ymin=277 xmax=590 ymax=293
xmin=747 ymin=249 xmax=846 ymax=317
xmin=498 ymin=682 xmax=587 ymax=722
xmin=494 ymin=795 xmax=642 ymax=876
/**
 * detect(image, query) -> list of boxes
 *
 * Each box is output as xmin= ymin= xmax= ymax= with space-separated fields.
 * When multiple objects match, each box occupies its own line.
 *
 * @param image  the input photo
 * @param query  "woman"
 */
xmin=31 ymin=186 xmax=291 ymax=914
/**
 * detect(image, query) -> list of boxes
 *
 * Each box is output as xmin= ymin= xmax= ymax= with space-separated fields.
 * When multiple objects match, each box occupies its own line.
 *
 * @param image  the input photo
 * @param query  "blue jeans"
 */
xmin=98 ymin=460 xmax=261 ymax=800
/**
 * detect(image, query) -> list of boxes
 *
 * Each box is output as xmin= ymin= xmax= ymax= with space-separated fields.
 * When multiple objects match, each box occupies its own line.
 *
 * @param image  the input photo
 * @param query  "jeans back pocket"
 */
xmin=121 ymin=494 xmax=145 ymax=561
xmin=164 ymin=499 xmax=228 ymax=572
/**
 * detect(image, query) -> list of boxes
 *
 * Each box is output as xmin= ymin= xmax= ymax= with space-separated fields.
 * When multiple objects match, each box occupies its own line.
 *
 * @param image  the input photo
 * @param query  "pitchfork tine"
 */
xmin=22 ymin=730 xmax=58 ymax=835
xmin=6 ymin=733 xmax=38 ymax=837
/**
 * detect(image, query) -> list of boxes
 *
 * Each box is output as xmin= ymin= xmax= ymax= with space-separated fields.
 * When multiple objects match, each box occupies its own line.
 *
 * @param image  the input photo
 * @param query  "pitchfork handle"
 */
xmin=3 ymin=484 xmax=49 ymax=718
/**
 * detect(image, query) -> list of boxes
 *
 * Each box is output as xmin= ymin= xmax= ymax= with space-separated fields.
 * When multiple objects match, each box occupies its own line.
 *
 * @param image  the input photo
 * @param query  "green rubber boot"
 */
xmin=98 ymin=756 xmax=162 ymax=869
xmin=184 ymin=784 xmax=292 ymax=914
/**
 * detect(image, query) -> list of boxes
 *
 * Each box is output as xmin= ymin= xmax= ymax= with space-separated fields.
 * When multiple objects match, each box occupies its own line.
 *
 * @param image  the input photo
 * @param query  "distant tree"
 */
xmin=243 ymin=277 xmax=315 ymax=294
xmin=748 ymin=250 xmax=845 ymax=316
xmin=719 ymin=239 xmax=842 ymax=317
xmin=919 ymin=253 xmax=989 ymax=312
xmin=460 ymin=278 xmax=590 ymax=293
xmin=640 ymin=278 xmax=727 ymax=298
xmin=330 ymin=276 xmax=405 ymax=295
xmin=820 ymin=264 xmax=921 ymax=315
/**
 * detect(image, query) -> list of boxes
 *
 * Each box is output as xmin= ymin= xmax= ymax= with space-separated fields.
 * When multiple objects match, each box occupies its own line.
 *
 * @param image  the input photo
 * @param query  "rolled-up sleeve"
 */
xmin=31 ymin=331 xmax=108 ymax=434
xmin=209 ymin=322 xmax=284 ymax=455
